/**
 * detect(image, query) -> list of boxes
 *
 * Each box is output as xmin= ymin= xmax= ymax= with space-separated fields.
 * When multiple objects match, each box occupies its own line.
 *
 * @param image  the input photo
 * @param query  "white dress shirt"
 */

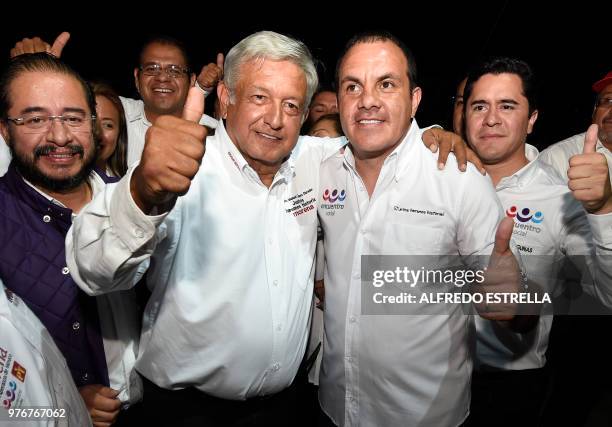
xmin=318 ymin=121 xmax=505 ymax=427
xmin=0 ymin=135 xmax=10 ymax=177
xmin=19 ymin=171 xmax=142 ymax=406
xmin=475 ymin=144 xmax=612 ymax=371
xmin=0 ymin=281 xmax=92 ymax=427
xmin=119 ymin=96 xmax=218 ymax=167
xmin=539 ymin=132 xmax=612 ymax=182
xmin=67 ymin=121 xmax=342 ymax=399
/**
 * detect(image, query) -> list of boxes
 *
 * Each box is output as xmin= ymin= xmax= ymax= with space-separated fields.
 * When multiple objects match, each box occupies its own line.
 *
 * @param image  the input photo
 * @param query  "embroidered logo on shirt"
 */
xmin=322 ymin=189 xmax=346 ymax=203
xmin=11 ymin=361 xmax=26 ymax=383
xmin=506 ymin=206 xmax=544 ymax=224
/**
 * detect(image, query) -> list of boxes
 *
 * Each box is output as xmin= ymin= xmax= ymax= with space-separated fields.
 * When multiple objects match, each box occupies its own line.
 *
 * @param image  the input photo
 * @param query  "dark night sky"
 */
xmin=0 ymin=2 xmax=609 ymax=147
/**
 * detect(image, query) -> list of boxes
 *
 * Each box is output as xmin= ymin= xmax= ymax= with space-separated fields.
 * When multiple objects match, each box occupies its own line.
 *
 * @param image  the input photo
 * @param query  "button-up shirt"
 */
xmin=318 ymin=121 xmax=504 ymax=427
xmin=67 ymin=121 xmax=342 ymax=399
xmin=0 ymin=281 xmax=92 ymax=426
xmin=120 ymin=96 xmax=218 ymax=167
xmin=539 ymin=132 xmax=612 ymax=182
xmin=476 ymin=144 xmax=612 ymax=371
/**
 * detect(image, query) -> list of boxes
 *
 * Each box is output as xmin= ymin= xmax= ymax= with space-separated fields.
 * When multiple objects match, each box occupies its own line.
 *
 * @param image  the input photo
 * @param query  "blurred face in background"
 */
xmin=95 ymin=94 xmax=120 ymax=168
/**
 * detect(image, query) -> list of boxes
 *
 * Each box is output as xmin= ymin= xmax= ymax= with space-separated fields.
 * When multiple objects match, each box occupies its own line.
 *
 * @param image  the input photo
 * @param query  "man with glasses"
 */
xmin=0 ymin=53 xmax=142 ymax=426
xmin=539 ymin=71 xmax=612 ymax=183
xmin=8 ymin=33 xmax=223 ymax=167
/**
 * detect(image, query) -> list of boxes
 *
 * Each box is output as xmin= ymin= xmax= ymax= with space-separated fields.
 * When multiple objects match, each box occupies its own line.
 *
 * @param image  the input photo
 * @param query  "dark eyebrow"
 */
xmin=340 ymin=75 xmax=361 ymax=85
xmin=499 ymin=99 xmax=519 ymax=105
xmin=20 ymin=107 xmax=46 ymax=115
xmin=470 ymin=99 xmax=488 ymax=106
xmin=63 ymin=107 xmax=87 ymax=115
xmin=379 ymin=73 xmax=402 ymax=81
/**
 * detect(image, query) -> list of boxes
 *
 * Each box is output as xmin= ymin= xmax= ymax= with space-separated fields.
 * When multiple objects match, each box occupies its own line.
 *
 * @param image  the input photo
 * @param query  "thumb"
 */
xmin=582 ymin=123 xmax=599 ymax=154
xmin=216 ymin=53 xmax=224 ymax=72
xmin=492 ymin=216 xmax=514 ymax=256
xmin=50 ymin=32 xmax=70 ymax=58
xmin=98 ymin=386 xmax=120 ymax=399
xmin=182 ymin=86 xmax=205 ymax=122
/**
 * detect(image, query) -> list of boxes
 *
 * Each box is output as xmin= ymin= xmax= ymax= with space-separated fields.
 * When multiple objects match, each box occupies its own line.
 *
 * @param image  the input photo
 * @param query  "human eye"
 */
xmin=284 ymin=101 xmax=300 ymax=115
xmin=251 ymin=94 xmax=267 ymax=104
xmin=344 ymin=83 xmax=361 ymax=94
xmin=380 ymin=80 xmax=395 ymax=90
xmin=101 ymin=120 xmax=115 ymax=130
xmin=471 ymin=104 xmax=486 ymax=112
xmin=25 ymin=115 xmax=47 ymax=127
xmin=64 ymin=115 xmax=85 ymax=126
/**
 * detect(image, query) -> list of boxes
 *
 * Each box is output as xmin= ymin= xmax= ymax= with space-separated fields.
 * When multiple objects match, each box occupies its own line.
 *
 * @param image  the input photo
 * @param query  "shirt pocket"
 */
xmin=381 ymin=223 xmax=444 ymax=255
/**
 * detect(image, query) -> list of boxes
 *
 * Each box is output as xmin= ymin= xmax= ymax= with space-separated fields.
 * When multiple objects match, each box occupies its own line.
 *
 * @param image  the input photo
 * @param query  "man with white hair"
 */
xmin=67 ymin=30 xmax=464 ymax=425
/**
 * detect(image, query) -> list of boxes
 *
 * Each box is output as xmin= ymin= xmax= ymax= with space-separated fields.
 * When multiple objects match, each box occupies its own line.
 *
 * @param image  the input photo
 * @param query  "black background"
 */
xmin=1 ymin=1 xmax=611 ymax=425
xmin=1 ymin=2 xmax=609 ymax=147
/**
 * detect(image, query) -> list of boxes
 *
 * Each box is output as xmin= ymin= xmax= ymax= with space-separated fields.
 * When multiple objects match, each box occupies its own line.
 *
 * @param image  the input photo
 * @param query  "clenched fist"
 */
xmin=131 ymin=86 xmax=208 ymax=213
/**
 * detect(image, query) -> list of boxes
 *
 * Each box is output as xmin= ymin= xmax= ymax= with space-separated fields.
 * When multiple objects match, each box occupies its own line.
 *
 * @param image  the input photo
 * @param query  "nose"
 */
xmin=484 ymin=107 xmax=501 ymax=127
xmin=46 ymin=118 xmax=73 ymax=146
xmin=264 ymin=102 xmax=283 ymax=130
xmin=357 ymin=86 xmax=381 ymax=111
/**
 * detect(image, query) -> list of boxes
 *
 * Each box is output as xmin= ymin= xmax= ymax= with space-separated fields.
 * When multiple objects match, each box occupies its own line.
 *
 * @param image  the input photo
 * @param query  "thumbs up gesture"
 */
xmin=131 ymin=87 xmax=208 ymax=213
xmin=10 ymin=32 xmax=70 ymax=58
xmin=197 ymin=53 xmax=224 ymax=93
xmin=568 ymin=124 xmax=612 ymax=214
xmin=473 ymin=217 xmax=522 ymax=321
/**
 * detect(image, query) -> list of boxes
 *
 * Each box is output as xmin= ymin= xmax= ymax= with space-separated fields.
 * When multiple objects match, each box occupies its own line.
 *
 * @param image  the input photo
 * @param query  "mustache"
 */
xmin=34 ymin=144 xmax=84 ymax=158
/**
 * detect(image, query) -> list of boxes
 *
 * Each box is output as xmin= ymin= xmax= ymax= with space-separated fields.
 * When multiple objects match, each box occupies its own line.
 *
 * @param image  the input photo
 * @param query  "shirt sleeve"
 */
xmin=560 ymin=203 xmax=612 ymax=308
xmin=66 ymin=166 xmax=171 ymax=296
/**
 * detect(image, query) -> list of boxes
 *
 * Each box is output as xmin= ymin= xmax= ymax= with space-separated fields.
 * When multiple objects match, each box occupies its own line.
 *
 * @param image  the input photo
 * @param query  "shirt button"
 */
xmin=81 ymin=372 xmax=88 ymax=382
xmin=276 ymin=324 xmax=282 ymax=331
xmin=349 ymin=316 xmax=357 ymax=323
xmin=360 ymin=228 xmax=366 ymax=234
xmin=42 ymin=215 xmax=51 ymax=223
xmin=134 ymin=228 xmax=144 ymax=238
xmin=268 ymin=238 xmax=273 ymax=245
xmin=273 ymin=280 xmax=278 ymax=286
xmin=272 ymin=363 xmax=280 ymax=372
xmin=346 ymin=356 xmax=353 ymax=363
xmin=72 ymin=321 xmax=80 ymax=331
xmin=353 ymin=272 xmax=360 ymax=280
xmin=62 ymin=267 xmax=70 ymax=275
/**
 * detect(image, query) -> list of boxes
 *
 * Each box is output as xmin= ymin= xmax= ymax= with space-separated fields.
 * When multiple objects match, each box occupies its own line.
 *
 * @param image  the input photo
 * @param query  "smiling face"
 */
xmin=134 ymin=42 xmax=195 ymax=119
xmin=0 ymin=71 xmax=96 ymax=191
xmin=338 ymin=40 xmax=421 ymax=160
xmin=218 ymin=58 xmax=307 ymax=173
xmin=95 ymin=94 xmax=120 ymax=166
xmin=465 ymin=72 xmax=538 ymax=166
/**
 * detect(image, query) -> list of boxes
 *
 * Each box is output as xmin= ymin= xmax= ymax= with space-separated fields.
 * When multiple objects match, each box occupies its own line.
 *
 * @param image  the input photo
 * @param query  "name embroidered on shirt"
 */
xmin=394 ymin=206 xmax=445 ymax=217
xmin=284 ymin=188 xmax=315 ymax=217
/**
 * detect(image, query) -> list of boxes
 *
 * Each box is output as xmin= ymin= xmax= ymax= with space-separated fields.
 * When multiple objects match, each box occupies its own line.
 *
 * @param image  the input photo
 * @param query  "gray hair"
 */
xmin=224 ymin=31 xmax=318 ymax=116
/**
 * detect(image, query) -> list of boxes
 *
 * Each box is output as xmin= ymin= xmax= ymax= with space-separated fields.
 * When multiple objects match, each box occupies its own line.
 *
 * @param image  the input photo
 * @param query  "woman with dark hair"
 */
xmin=91 ymin=81 xmax=128 ymax=177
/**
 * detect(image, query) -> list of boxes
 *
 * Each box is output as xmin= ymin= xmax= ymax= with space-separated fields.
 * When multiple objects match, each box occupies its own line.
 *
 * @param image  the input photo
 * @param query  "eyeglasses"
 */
xmin=596 ymin=96 xmax=612 ymax=109
xmin=139 ymin=63 xmax=190 ymax=78
xmin=5 ymin=113 xmax=96 ymax=133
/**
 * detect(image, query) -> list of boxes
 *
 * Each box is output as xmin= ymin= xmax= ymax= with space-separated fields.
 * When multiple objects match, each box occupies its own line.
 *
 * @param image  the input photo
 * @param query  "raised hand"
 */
xmin=568 ymin=124 xmax=612 ymax=214
xmin=197 ymin=53 xmax=224 ymax=92
xmin=422 ymin=127 xmax=485 ymax=174
xmin=10 ymin=32 xmax=70 ymax=58
xmin=130 ymin=87 xmax=207 ymax=213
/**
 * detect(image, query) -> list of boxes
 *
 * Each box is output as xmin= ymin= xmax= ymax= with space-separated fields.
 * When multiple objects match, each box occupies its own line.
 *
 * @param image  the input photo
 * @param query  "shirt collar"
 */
xmin=495 ymin=143 xmax=541 ymax=190
xmin=342 ymin=119 xmax=421 ymax=182
xmin=216 ymin=120 xmax=295 ymax=187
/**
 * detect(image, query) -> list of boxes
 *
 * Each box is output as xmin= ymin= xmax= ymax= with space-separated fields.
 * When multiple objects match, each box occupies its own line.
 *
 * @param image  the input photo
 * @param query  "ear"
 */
xmin=217 ymin=82 xmax=232 ymax=119
xmin=133 ymin=68 xmax=141 ymax=95
xmin=410 ymin=86 xmax=422 ymax=118
xmin=526 ymin=109 xmax=539 ymax=135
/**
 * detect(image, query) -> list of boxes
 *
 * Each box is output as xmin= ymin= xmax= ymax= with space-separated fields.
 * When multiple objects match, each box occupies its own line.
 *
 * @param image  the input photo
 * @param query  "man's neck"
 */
xmin=354 ymin=155 xmax=385 ymax=197
xmin=36 ymin=181 xmax=92 ymax=214
xmin=485 ymin=153 xmax=530 ymax=187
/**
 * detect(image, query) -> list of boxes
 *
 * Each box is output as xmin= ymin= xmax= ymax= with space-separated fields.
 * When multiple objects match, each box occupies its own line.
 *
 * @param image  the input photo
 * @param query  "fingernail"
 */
xmin=460 ymin=164 xmax=466 ymax=172
xmin=429 ymin=144 xmax=437 ymax=153
xmin=438 ymin=162 xmax=444 ymax=170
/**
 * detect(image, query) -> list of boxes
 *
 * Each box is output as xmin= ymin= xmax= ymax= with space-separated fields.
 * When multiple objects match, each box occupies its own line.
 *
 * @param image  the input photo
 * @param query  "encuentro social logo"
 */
xmin=506 ymin=206 xmax=544 ymax=224
xmin=323 ymin=189 xmax=346 ymax=203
